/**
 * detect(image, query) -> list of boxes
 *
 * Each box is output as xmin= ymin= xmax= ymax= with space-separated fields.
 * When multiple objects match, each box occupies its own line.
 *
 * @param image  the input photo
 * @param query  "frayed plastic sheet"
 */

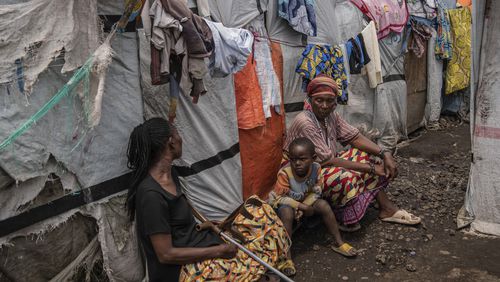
xmin=0 ymin=0 xmax=99 ymax=94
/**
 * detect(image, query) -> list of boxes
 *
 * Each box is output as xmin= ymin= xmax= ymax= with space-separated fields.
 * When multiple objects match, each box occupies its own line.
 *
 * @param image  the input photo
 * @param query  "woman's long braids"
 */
xmin=126 ymin=118 xmax=172 ymax=221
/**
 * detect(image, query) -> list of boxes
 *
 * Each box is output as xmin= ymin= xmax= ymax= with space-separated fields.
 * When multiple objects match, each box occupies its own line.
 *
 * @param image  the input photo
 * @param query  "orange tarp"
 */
xmin=235 ymin=43 xmax=285 ymax=199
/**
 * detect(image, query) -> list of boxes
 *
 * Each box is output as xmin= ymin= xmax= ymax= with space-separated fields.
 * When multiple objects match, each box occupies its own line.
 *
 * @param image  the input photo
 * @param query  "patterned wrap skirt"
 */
xmin=179 ymin=196 xmax=291 ymax=281
xmin=282 ymin=148 xmax=388 ymax=225
xmin=322 ymin=148 xmax=388 ymax=224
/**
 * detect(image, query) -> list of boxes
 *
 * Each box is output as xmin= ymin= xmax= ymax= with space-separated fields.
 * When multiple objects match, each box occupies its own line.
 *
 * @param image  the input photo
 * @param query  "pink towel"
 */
xmin=350 ymin=0 xmax=409 ymax=39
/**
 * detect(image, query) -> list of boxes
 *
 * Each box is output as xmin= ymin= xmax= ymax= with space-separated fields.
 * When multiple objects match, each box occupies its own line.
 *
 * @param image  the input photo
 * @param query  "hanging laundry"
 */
xmin=445 ymin=8 xmax=471 ymax=95
xmin=404 ymin=16 xmax=434 ymax=58
xmin=361 ymin=21 xmax=383 ymax=88
xmin=278 ymin=0 xmax=317 ymax=37
xmin=407 ymin=0 xmax=437 ymax=19
xmin=246 ymin=16 xmax=282 ymax=118
xmin=339 ymin=44 xmax=351 ymax=83
xmin=345 ymin=34 xmax=371 ymax=75
xmin=148 ymin=0 xmax=209 ymax=104
xmin=203 ymin=19 xmax=253 ymax=78
xmin=296 ymin=44 xmax=349 ymax=104
xmin=435 ymin=0 xmax=453 ymax=60
xmin=159 ymin=0 xmax=213 ymax=58
xmin=234 ymin=54 xmax=266 ymax=130
xmin=349 ymin=0 xmax=408 ymax=39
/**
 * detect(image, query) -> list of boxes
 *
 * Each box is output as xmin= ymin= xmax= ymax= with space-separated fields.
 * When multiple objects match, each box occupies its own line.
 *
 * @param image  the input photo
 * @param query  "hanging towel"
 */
xmin=361 ymin=21 xmax=383 ymax=88
xmin=349 ymin=0 xmax=409 ymax=39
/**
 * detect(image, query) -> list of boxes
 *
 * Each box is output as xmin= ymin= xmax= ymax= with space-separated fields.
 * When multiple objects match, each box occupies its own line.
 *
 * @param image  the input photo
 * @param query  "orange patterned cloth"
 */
xmin=179 ymin=196 xmax=291 ymax=281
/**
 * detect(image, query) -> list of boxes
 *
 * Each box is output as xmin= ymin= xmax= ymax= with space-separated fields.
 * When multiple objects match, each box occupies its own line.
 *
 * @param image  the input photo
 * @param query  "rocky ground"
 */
xmin=290 ymin=120 xmax=500 ymax=281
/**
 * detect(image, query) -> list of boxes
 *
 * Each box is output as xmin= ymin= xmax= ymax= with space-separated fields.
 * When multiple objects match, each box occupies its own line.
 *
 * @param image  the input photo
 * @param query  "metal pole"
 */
xmin=219 ymin=232 xmax=295 ymax=282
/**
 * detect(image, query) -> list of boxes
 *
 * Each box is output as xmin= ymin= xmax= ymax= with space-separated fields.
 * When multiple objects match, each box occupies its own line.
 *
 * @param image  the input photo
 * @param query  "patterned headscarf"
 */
xmin=306 ymin=75 xmax=338 ymax=97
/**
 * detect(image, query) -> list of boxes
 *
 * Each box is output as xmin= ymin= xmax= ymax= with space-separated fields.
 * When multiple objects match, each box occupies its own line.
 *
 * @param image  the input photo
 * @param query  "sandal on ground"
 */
xmin=339 ymin=223 xmax=361 ymax=232
xmin=380 ymin=209 xmax=421 ymax=225
xmin=278 ymin=259 xmax=296 ymax=277
xmin=331 ymin=242 xmax=358 ymax=257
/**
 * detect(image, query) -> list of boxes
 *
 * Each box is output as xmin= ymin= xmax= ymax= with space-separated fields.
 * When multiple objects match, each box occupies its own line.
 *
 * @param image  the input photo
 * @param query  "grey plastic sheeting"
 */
xmin=0 ymin=1 xmax=145 ymax=281
xmin=208 ymin=0 xmax=268 ymax=28
xmin=0 ymin=193 xmax=144 ymax=282
xmin=465 ymin=0 xmax=500 ymax=236
xmin=0 ymin=32 xmax=143 ymax=187
xmin=138 ymin=30 xmax=243 ymax=220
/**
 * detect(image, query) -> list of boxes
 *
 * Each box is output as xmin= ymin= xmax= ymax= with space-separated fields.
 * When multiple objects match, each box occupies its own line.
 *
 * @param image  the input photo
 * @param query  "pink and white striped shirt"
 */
xmin=284 ymin=110 xmax=360 ymax=162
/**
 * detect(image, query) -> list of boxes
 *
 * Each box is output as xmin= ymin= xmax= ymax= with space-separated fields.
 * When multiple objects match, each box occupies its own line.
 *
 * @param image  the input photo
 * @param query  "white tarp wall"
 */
xmin=465 ymin=0 xmax=500 ymax=236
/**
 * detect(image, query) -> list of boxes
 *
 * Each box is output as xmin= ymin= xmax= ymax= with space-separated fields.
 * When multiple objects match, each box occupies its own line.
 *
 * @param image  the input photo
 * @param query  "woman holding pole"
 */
xmin=126 ymin=118 xmax=291 ymax=281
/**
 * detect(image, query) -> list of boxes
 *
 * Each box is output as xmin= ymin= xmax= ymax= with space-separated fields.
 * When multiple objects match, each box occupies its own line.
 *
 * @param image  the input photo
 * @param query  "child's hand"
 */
xmin=298 ymin=203 xmax=314 ymax=217
xmin=313 ymin=185 xmax=322 ymax=195
xmin=295 ymin=210 xmax=304 ymax=221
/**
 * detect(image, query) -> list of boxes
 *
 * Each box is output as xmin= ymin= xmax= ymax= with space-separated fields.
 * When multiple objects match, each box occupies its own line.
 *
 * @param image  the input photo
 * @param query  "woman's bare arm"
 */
xmin=349 ymin=134 xmax=382 ymax=155
xmin=150 ymin=234 xmax=237 ymax=265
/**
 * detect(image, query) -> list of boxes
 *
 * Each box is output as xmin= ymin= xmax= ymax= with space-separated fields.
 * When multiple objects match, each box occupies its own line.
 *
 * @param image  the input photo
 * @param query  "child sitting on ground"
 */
xmin=268 ymin=137 xmax=357 ymax=276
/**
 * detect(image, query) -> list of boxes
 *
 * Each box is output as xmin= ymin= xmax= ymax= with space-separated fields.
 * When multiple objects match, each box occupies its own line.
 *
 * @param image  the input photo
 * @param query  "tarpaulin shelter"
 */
xmin=0 ymin=0 xmax=476 ymax=280
xmin=462 ymin=0 xmax=500 ymax=236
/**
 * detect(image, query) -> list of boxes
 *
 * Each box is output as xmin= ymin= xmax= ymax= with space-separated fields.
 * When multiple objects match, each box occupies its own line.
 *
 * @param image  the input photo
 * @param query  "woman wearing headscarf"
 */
xmin=126 ymin=118 xmax=290 ymax=281
xmin=283 ymin=75 xmax=421 ymax=231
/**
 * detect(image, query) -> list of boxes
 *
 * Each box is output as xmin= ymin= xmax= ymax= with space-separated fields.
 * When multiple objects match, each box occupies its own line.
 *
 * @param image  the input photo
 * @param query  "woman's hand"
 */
xmin=216 ymin=243 xmax=238 ymax=259
xmin=382 ymin=153 xmax=398 ymax=180
xmin=374 ymin=163 xmax=386 ymax=176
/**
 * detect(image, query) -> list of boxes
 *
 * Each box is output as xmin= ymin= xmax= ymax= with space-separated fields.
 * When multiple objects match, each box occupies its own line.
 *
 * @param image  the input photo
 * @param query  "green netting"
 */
xmin=0 ymin=56 xmax=95 ymax=151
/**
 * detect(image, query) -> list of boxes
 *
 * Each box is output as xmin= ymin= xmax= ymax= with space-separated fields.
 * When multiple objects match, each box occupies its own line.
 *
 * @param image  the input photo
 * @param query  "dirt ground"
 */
xmin=290 ymin=121 xmax=500 ymax=281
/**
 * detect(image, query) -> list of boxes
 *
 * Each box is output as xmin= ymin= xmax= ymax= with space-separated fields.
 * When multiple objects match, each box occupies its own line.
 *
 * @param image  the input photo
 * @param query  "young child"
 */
xmin=269 ymin=137 xmax=357 ymax=276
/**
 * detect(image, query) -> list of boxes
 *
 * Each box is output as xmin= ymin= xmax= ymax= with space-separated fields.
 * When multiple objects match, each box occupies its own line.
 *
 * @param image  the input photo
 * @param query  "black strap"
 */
xmin=383 ymin=74 xmax=406 ymax=83
xmin=0 ymin=143 xmax=241 ymax=237
xmin=256 ymin=0 xmax=263 ymax=14
xmin=174 ymin=142 xmax=240 ymax=177
xmin=0 ymin=172 xmax=132 ymax=237
xmin=284 ymin=102 xmax=305 ymax=113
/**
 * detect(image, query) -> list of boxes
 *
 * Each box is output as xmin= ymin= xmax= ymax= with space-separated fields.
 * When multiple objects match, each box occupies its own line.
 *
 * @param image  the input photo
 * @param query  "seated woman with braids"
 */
xmin=126 ymin=118 xmax=290 ymax=282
